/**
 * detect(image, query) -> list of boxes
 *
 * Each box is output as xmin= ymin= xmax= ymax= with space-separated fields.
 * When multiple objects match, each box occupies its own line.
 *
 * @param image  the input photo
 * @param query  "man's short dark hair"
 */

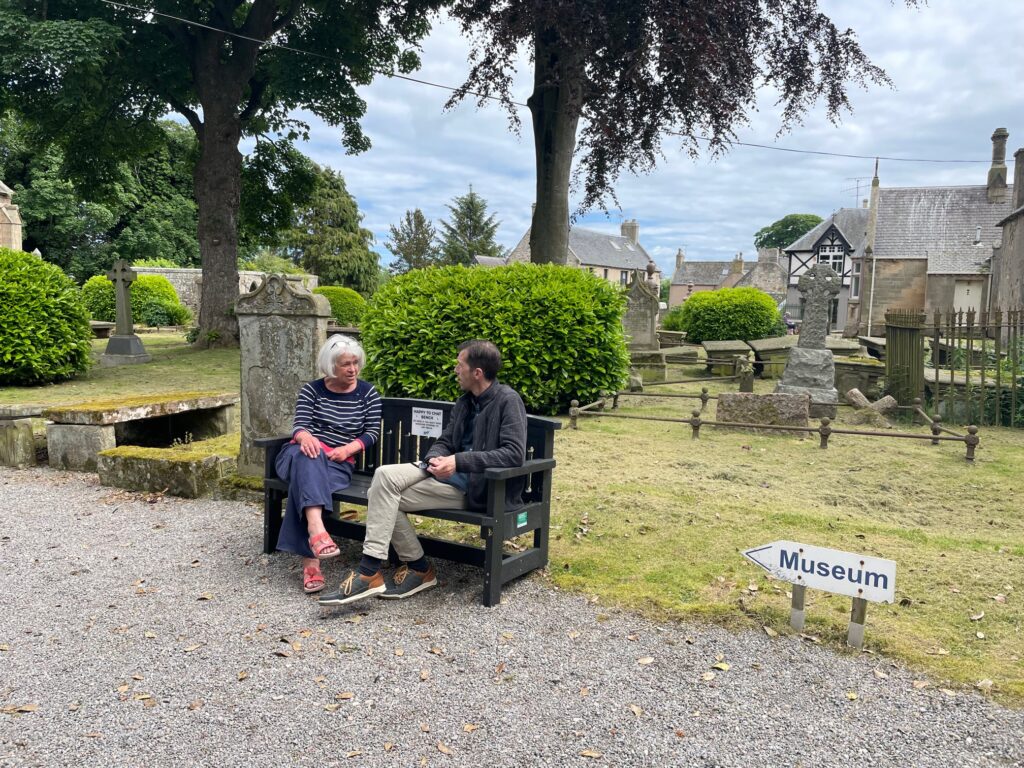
xmin=458 ymin=339 xmax=502 ymax=381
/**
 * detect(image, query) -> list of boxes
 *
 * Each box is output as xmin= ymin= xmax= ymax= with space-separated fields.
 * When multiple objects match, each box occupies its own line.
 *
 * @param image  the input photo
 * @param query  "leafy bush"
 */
xmin=238 ymin=249 xmax=305 ymax=275
xmin=660 ymin=304 xmax=687 ymax=332
xmin=314 ymin=285 xmax=366 ymax=326
xmin=80 ymin=273 xmax=190 ymax=326
xmin=0 ymin=248 xmax=92 ymax=385
xmin=132 ymin=257 xmax=180 ymax=268
xmin=668 ymin=287 xmax=781 ymax=344
xmin=361 ymin=264 xmax=629 ymax=414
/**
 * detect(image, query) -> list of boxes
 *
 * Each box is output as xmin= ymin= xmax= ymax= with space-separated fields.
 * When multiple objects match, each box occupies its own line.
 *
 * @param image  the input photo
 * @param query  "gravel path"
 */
xmin=1 ymin=467 xmax=1022 ymax=768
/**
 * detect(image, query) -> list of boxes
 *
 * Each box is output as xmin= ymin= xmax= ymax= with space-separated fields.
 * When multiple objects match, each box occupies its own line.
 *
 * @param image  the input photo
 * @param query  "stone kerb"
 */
xmin=715 ymin=393 xmax=809 ymax=432
xmin=747 ymin=335 xmax=797 ymax=379
xmin=236 ymin=274 xmax=331 ymax=476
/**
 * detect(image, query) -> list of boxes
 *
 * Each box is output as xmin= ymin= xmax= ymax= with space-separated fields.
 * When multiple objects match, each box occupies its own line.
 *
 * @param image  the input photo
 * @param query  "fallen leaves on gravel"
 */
xmin=0 ymin=644 xmax=9 ymax=651
xmin=701 ymin=672 xmax=716 ymax=682
xmin=1 ymin=703 xmax=38 ymax=715
xmin=580 ymin=687 xmax=590 ymax=697
xmin=912 ymin=680 xmax=929 ymax=689
xmin=845 ymin=691 xmax=858 ymax=701
xmin=762 ymin=626 xmax=778 ymax=638
xmin=711 ymin=662 xmax=730 ymax=672
xmin=419 ymin=722 xmax=430 ymax=733
xmin=437 ymin=742 xmax=453 ymax=755
xmin=873 ymin=668 xmax=888 ymax=679
xmin=636 ymin=656 xmax=654 ymax=665
xmin=336 ymin=692 xmax=354 ymax=701
xmin=188 ymin=700 xmax=203 ymax=710
xmin=580 ymin=749 xmax=603 ymax=759
xmin=237 ymin=670 xmax=249 ymax=681
xmin=463 ymin=723 xmax=479 ymax=733
xmin=197 ymin=592 xmax=215 ymax=601
xmin=345 ymin=750 xmax=362 ymax=758
xmin=976 ymin=679 xmax=994 ymax=691
xmin=629 ymin=704 xmax=642 ymax=717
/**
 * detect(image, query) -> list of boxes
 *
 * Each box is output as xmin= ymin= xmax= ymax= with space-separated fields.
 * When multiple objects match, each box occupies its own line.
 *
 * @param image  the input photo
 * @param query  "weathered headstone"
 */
xmin=623 ymin=265 xmax=660 ymax=350
xmin=0 ymin=180 xmax=24 ymax=251
xmin=101 ymin=259 xmax=151 ymax=366
xmin=716 ymin=392 xmax=809 ymax=431
xmin=775 ymin=264 xmax=840 ymax=417
xmin=235 ymin=274 xmax=331 ymax=476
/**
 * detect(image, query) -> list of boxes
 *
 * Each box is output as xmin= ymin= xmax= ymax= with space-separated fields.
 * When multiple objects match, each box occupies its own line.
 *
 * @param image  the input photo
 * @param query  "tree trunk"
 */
xmin=193 ymin=110 xmax=242 ymax=347
xmin=527 ymin=24 xmax=583 ymax=266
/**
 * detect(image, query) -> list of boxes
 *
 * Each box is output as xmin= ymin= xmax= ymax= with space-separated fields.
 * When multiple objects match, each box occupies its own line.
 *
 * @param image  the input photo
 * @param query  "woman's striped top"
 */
xmin=291 ymin=378 xmax=382 ymax=449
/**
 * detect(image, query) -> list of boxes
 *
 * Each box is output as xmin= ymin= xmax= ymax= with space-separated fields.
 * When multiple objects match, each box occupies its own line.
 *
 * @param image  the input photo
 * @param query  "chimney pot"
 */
xmin=675 ymin=248 xmax=685 ymax=270
xmin=620 ymin=218 xmax=639 ymax=245
xmin=862 ymin=198 xmax=868 ymax=209
xmin=988 ymin=128 xmax=1009 ymax=203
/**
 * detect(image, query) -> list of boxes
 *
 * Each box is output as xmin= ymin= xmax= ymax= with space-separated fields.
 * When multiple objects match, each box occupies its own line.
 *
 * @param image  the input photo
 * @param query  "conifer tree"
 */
xmin=386 ymin=209 xmax=442 ymax=274
xmin=437 ymin=189 xmax=504 ymax=266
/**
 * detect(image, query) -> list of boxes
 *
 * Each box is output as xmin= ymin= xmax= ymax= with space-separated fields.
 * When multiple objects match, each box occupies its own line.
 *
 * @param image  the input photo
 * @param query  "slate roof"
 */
xmin=671 ymin=260 xmax=734 ymax=286
xmin=873 ymin=185 xmax=1013 ymax=274
xmin=473 ymin=255 xmax=507 ymax=268
xmin=785 ymin=208 xmax=870 ymax=257
xmin=508 ymin=225 xmax=656 ymax=271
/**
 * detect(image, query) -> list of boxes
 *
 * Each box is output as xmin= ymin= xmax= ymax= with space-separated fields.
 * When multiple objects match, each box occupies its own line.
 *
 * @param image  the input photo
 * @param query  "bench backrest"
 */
xmin=356 ymin=397 xmax=561 ymax=504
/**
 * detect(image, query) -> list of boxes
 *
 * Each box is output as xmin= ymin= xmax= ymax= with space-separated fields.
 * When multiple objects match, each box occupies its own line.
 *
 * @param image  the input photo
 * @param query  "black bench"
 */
xmin=255 ymin=397 xmax=561 ymax=606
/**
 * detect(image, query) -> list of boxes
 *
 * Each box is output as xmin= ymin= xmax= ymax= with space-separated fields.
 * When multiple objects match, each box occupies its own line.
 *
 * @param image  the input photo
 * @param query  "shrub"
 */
xmin=360 ymin=264 xmax=629 ymax=414
xmin=669 ymin=287 xmax=781 ymax=344
xmin=132 ymin=258 xmax=180 ymax=268
xmin=0 ymin=248 xmax=92 ymax=385
xmin=81 ymin=273 xmax=190 ymax=326
xmin=660 ymin=304 xmax=687 ymax=332
xmin=314 ymin=285 xmax=366 ymax=326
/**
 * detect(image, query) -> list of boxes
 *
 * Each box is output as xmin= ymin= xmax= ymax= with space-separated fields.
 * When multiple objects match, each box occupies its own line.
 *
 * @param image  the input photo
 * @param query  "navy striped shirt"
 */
xmin=291 ymin=379 xmax=382 ymax=449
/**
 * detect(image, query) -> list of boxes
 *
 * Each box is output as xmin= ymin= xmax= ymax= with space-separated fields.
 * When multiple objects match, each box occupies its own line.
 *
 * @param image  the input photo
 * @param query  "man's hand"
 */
xmin=426 ymin=455 xmax=457 ymax=480
xmin=296 ymin=430 xmax=320 ymax=458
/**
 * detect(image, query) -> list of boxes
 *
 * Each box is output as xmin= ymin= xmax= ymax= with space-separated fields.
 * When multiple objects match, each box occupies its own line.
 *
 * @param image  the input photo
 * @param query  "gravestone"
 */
xmin=716 ymin=392 xmax=809 ymax=431
xmin=0 ymin=180 xmax=24 ymax=251
xmin=236 ymin=274 xmax=332 ymax=476
xmin=775 ymin=264 xmax=840 ymax=417
xmin=623 ymin=264 xmax=660 ymax=350
xmin=100 ymin=259 xmax=151 ymax=366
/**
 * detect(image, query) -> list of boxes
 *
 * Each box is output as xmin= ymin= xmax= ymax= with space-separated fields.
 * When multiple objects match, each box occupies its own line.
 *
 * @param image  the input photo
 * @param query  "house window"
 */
xmin=850 ymin=261 xmax=861 ymax=300
xmin=603 ymin=268 xmax=609 ymax=280
xmin=817 ymin=244 xmax=845 ymax=273
xmin=620 ymin=271 xmax=628 ymax=286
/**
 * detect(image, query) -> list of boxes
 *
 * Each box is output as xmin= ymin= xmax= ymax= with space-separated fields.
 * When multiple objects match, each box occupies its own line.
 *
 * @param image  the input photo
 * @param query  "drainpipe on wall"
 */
xmin=864 ymin=158 xmax=881 ymax=336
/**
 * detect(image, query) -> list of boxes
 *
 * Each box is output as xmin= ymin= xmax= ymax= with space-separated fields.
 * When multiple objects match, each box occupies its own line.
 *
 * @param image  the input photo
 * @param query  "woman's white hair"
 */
xmin=318 ymin=334 xmax=365 ymax=378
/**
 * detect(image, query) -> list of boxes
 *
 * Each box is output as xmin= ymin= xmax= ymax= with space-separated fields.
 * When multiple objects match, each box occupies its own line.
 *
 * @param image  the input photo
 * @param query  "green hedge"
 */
xmin=666 ymin=287 xmax=781 ymax=343
xmin=314 ymin=285 xmax=366 ymax=326
xmin=81 ymin=273 xmax=191 ymax=326
xmin=361 ymin=264 xmax=629 ymax=414
xmin=0 ymin=248 xmax=92 ymax=385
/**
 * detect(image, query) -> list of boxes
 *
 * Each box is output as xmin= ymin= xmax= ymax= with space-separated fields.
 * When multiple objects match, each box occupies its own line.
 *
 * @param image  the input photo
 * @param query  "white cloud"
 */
xmin=291 ymin=1 xmax=1024 ymax=278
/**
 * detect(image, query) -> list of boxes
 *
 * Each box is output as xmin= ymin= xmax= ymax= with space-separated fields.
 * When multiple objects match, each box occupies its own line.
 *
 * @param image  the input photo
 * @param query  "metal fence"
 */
xmin=885 ymin=308 xmax=1024 ymax=427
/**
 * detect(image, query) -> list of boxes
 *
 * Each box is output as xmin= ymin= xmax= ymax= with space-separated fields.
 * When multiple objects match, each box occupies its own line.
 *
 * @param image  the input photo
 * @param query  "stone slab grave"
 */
xmin=716 ymin=392 xmax=810 ymax=431
xmin=776 ymin=264 xmax=840 ymax=418
xmin=747 ymin=335 xmax=797 ymax=379
xmin=0 ymin=405 xmax=46 ymax=468
xmin=97 ymin=447 xmax=236 ymax=498
xmin=89 ymin=320 xmax=115 ymax=339
xmin=660 ymin=344 xmax=701 ymax=365
xmin=44 ymin=392 xmax=237 ymax=471
xmin=701 ymin=340 xmax=751 ymax=376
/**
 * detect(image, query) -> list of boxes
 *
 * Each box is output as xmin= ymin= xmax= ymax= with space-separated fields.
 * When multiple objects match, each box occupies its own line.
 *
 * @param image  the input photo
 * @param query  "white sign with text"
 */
xmin=410 ymin=407 xmax=443 ymax=438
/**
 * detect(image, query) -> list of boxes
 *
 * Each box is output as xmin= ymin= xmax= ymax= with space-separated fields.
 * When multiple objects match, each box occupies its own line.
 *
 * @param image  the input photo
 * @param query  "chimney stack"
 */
xmin=757 ymin=247 xmax=779 ymax=264
xmin=675 ymin=248 xmax=685 ymax=270
xmin=988 ymin=127 xmax=1009 ymax=203
xmin=620 ymin=218 xmax=639 ymax=245
xmin=1014 ymin=147 xmax=1024 ymax=210
xmin=862 ymin=198 xmax=868 ymax=209
xmin=730 ymin=252 xmax=744 ymax=275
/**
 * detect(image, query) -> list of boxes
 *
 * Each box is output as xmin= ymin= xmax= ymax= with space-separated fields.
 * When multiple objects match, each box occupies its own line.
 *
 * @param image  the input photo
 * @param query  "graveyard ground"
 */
xmin=3 ymin=336 xmax=1021 ymax=705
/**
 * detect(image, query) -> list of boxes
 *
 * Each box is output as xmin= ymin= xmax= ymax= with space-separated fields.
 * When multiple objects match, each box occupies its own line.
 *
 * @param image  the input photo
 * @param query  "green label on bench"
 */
xmin=516 ymin=511 xmax=528 ymax=528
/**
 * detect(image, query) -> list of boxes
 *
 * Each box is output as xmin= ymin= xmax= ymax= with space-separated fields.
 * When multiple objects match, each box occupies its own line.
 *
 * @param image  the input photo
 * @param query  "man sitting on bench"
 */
xmin=319 ymin=339 xmax=528 ymax=607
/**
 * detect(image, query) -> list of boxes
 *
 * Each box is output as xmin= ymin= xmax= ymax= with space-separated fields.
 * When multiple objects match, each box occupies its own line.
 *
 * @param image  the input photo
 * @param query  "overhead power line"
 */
xmin=100 ymin=0 xmax=1000 ymax=165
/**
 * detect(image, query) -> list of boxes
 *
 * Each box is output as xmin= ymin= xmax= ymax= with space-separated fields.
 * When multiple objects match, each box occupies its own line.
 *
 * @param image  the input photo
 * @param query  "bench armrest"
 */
xmin=254 ymin=435 xmax=292 ymax=481
xmin=483 ymin=457 xmax=556 ymax=481
xmin=254 ymin=436 xmax=291 ymax=448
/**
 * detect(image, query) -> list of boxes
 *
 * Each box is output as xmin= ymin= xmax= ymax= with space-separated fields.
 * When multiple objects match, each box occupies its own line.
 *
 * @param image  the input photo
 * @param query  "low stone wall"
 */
xmin=97 ymin=448 xmax=236 ymax=498
xmin=715 ymin=393 xmax=809 ymax=431
xmin=135 ymin=268 xmax=318 ymax=318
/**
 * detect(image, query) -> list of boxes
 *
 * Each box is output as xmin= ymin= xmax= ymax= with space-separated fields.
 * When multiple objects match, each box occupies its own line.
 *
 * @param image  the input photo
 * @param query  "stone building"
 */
xmin=0 ymin=181 xmax=24 ymax=251
xmin=991 ymin=146 xmax=1024 ymax=311
xmin=508 ymin=218 xmax=660 ymax=287
xmin=783 ymin=208 xmax=869 ymax=333
xmin=668 ymin=249 xmax=786 ymax=308
xmin=842 ymin=128 xmax=1014 ymax=336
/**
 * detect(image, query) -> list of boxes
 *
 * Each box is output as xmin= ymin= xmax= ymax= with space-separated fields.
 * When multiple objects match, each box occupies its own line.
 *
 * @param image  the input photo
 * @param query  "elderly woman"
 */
xmin=275 ymin=334 xmax=382 ymax=593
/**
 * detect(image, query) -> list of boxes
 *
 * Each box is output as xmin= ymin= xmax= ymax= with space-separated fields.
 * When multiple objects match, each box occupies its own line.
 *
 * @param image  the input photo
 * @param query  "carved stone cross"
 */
xmin=106 ymin=259 xmax=138 ymax=336
xmin=796 ymin=264 xmax=841 ymax=350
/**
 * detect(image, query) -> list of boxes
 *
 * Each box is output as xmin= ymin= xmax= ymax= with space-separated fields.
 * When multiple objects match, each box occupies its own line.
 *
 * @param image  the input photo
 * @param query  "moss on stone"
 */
xmin=834 ymin=355 xmax=884 ymax=367
xmin=220 ymin=472 xmax=265 ymax=491
xmin=99 ymin=432 xmax=240 ymax=462
xmin=50 ymin=390 xmax=234 ymax=414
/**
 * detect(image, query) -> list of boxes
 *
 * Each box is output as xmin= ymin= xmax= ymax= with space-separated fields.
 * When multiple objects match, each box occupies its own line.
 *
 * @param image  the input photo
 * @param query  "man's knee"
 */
xmin=370 ymin=462 xmax=408 ymax=494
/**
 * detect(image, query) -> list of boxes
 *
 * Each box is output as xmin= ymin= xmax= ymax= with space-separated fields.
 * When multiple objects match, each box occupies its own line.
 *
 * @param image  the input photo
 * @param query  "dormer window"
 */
xmin=816 ymin=243 xmax=845 ymax=273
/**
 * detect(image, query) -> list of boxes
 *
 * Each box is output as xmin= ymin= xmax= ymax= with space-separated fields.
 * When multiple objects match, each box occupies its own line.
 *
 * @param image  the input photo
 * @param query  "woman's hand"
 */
xmin=296 ymin=430 xmax=320 ymax=459
xmin=327 ymin=441 xmax=362 ymax=463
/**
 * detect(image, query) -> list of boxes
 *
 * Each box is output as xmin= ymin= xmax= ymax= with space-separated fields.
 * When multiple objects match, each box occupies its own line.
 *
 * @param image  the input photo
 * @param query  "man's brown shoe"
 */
xmin=380 ymin=564 xmax=437 ymax=599
xmin=318 ymin=569 xmax=386 ymax=607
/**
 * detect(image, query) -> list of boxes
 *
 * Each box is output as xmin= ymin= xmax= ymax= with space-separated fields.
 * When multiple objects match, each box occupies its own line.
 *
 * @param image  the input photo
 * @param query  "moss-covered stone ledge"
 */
xmin=43 ymin=391 xmax=237 ymax=426
xmin=96 ymin=433 xmax=239 ymax=499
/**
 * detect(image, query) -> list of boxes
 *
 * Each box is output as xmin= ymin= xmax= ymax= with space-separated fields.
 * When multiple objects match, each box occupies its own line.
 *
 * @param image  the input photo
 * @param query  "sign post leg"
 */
xmin=847 ymin=597 xmax=868 ymax=649
xmin=790 ymin=584 xmax=806 ymax=631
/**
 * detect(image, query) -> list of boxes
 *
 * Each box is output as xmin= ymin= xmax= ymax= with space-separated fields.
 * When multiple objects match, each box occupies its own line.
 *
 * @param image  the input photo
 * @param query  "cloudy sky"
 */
xmin=293 ymin=0 xmax=1024 ymax=276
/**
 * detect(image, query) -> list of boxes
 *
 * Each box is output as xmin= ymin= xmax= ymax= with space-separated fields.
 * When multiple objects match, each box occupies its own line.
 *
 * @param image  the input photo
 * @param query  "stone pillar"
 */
xmin=235 ymin=274 xmax=331 ymax=476
xmin=0 ymin=180 xmax=24 ymax=251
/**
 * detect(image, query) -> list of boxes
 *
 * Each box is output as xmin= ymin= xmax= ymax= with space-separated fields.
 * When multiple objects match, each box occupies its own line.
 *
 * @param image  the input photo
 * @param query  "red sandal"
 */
xmin=308 ymin=531 xmax=339 ymax=559
xmin=303 ymin=564 xmax=325 ymax=594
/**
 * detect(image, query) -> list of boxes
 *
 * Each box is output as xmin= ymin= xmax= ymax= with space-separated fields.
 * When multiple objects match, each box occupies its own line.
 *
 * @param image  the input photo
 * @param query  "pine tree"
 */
xmin=285 ymin=166 xmax=379 ymax=296
xmin=437 ymin=189 xmax=504 ymax=266
xmin=386 ymin=209 xmax=442 ymax=274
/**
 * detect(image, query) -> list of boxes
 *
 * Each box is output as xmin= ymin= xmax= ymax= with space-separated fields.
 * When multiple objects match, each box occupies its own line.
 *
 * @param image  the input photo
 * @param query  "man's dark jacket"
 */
xmin=424 ymin=380 xmax=527 ymax=511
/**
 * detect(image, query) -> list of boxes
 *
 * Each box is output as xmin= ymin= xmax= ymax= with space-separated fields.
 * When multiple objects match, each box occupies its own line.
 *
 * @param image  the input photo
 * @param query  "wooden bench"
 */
xmin=255 ymin=397 xmax=561 ymax=606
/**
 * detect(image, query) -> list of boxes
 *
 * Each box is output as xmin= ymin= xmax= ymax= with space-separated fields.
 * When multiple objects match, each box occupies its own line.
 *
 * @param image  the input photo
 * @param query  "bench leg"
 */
xmin=263 ymin=490 xmax=284 ymax=555
xmin=533 ymin=506 xmax=550 ymax=568
xmin=482 ymin=526 xmax=503 ymax=607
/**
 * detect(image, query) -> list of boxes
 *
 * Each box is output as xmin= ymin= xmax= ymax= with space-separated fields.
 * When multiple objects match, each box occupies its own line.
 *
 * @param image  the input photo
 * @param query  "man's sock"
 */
xmin=406 ymin=555 xmax=429 ymax=573
xmin=358 ymin=554 xmax=383 ymax=577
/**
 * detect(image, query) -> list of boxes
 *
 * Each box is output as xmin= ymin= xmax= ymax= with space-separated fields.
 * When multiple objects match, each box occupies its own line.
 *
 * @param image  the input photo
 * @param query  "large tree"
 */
xmin=284 ymin=165 xmax=379 ymax=296
xmin=448 ymin=1 xmax=905 ymax=265
xmin=754 ymin=213 xmax=824 ymax=251
xmin=385 ymin=208 xmax=442 ymax=274
xmin=0 ymin=0 xmax=441 ymax=345
xmin=437 ymin=189 xmax=504 ymax=266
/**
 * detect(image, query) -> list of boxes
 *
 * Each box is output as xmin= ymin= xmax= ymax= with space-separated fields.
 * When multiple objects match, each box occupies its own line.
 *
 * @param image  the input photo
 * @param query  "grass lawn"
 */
xmin=0 ymin=333 xmax=240 ymax=407
xmin=5 ymin=340 xmax=1022 ymax=704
